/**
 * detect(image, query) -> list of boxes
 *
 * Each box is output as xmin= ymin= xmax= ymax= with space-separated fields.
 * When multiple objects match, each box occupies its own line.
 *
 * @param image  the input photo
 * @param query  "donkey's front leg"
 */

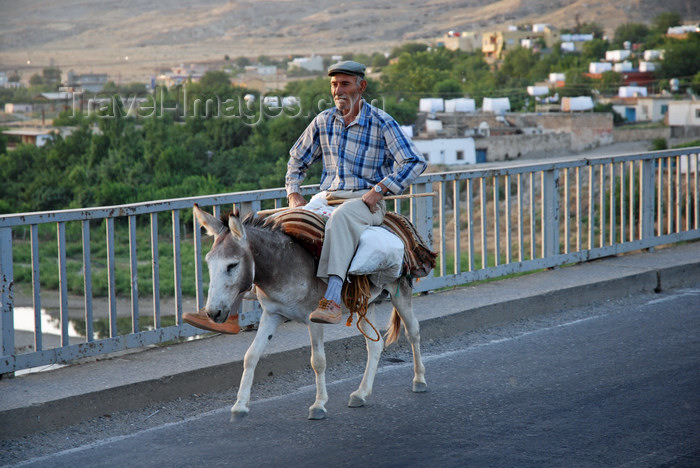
xmin=307 ymin=322 xmax=328 ymax=420
xmin=349 ymin=304 xmax=384 ymax=408
xmin=231 ymin=312 xmax=284 ymax=421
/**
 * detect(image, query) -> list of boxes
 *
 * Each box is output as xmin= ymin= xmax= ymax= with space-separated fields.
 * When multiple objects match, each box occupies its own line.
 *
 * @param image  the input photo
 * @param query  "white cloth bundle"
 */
xmin=302 ymin=192 xmax=404 ymax=284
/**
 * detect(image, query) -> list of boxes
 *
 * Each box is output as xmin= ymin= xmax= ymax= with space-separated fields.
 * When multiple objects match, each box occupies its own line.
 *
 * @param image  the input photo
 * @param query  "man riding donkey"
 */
xmin=185 ymin=60 xmax=426 ymax=333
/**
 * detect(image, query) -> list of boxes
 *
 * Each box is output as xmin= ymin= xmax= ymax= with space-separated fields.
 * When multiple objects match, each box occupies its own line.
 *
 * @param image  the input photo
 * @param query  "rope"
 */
xmin=341 ymin=275 xmax=381 ymax=342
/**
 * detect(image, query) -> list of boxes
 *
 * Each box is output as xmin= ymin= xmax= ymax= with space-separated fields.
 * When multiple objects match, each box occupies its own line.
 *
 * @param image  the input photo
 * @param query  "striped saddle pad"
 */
xmin=266 ymin=209 xmax=437 ymax=278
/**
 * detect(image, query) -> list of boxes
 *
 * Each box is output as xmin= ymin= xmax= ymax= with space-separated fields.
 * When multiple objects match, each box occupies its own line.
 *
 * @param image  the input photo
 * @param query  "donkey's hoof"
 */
xmin=230 ymin=410 xmax=248 ymax=422
xmin=348 ymin=394 xmax=366 ymax=407
xmin=308 ymin=407 xmax=327 ymax=420
xmin=412 ymin=382 xmax=427 ymax=393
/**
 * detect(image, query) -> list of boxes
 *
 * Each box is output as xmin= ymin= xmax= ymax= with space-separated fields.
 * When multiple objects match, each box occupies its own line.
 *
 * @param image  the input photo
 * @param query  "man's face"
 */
xmin=330 ymin=73 xmax=366 ymax=113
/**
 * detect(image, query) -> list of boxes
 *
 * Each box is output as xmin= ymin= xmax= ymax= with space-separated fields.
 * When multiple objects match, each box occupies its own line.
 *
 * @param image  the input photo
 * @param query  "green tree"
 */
xmin=577 ymin=22 xmax=605 ymax=38
xmin=613 ymin=23 xmax=650 ymax=47
xmin=433 ymin=79 xmax=462 ymax=99
xmin=596 ymin=70 xmax=624 ymax=95
xmin=652 ymin=12 xmax=682 ymax=35
xmin=657 ymin=34 xmax=700 ymax=80
xmin=29 ymin=73 xmax=44 ymax=87
xmin=235 ymin=56 xmax=251 ymax=68
xmin=198 ymin=70 xmax=232 ymax=91
xmin=381 ymin=96 xmax=418 ymax=125
xmin=691 ymin=71 xmax=700 ymax=94
xmin=370 ymin=52 xmax=389 ymax=68
xmin=42 ymin=67 xmax=62 ymax=85
xmin=498 ymin=47 xmax=540 ymax=81
xmin=389 ymin=42 xmax=429 ymax=59
xmin=582 ymin=38 xmax=609 ymax=60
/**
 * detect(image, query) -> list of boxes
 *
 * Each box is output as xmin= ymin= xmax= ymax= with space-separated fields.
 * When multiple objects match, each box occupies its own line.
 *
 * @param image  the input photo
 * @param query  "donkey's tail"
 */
xmin=384 ymin=307 xmax=402 ymax=346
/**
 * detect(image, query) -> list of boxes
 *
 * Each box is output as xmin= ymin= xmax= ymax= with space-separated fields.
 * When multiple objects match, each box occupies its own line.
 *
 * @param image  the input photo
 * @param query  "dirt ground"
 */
xmin=2 ymin=0 xmax=697 ymax=83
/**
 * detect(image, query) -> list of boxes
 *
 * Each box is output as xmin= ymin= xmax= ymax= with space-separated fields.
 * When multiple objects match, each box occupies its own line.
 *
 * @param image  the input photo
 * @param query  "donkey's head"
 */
xmin=193 ymin=204 xmax=255 ymax=323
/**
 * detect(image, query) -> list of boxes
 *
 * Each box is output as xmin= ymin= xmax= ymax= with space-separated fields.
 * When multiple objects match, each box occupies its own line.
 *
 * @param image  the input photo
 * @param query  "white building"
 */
xmin=157 ymin=64 xmax=207 ymax=87
xmin=549 ymin=73 xmax=566 ymax=84
xmin=605 ymin=50 xmax=631 ymax=62
xmin=413 ymin=137 xmax=476 ymax=165
xmin=66 ymin=71 xmax=108 ymax=93
xmin=561 ymin=96 xmax=594 ymax=112
xmin=288 ymin=56 xmax=323 ymax=72
xmin=4 ymin=103 xmax=33 ymax=113
xmin=667 ymin=100 xmax=700 ymax=127
xmin=643 ymin=49 xmax=664 ymax=61
xmin=527 ymin=86 xmax=549 ymax=97
xmin=560 ymin=33 xmax=594 ymax=42
xmin=560 ymin=42 xmax=576 ymax=53
xmin=613 ymin=61 xmax=633 ymax=72
xmin=619 ymin=86 xmax=647 ymax=98
xmin=635 ymin=96 xmax=673 ymax=122
xmin=667 ymin=24 xmax=700 ymax=35
xmin=639 ymin=61 xmax=657 ymax=72
xmin=589 ymin=62 xmax=613 ymax=74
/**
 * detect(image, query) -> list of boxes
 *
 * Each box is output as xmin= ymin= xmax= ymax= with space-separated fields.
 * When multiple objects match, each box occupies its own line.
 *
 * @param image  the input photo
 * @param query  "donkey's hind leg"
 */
xmin=393 ymin=280 xmax=427 ymax=393
xmin=349 ymin=304 xmax=384 ymax=408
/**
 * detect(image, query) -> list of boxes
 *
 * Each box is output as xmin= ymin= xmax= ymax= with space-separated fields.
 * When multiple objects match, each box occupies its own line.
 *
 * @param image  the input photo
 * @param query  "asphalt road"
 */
xmin=6 ymin=285 xmax=700 ymax=468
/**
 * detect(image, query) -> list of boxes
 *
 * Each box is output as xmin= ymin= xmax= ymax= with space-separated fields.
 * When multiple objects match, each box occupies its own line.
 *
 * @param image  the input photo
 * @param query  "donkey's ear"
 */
xmin=193 ymin=204 xmax=224 ymax=237
xmin=228 ymin=213 xmax=247 ymax=240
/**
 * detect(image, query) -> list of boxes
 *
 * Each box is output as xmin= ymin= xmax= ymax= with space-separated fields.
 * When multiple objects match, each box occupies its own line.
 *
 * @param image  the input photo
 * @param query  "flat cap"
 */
xmin=327 ymin=60 xmax=366 ymax=78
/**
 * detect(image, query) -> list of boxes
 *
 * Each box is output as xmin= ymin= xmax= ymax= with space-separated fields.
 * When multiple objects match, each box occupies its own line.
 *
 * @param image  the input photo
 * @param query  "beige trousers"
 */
xmin=317 ymin=191 xmax=386 ymax=281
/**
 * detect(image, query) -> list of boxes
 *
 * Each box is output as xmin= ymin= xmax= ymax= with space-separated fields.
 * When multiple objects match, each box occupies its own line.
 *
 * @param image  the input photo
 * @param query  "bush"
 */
xmin=651 ymin=138 xmax=667 ymax=151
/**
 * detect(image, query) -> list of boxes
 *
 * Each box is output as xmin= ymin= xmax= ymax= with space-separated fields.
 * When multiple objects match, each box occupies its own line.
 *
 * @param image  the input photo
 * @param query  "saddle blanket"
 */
xmin=266 ymin=198 xmax=437 ymax=281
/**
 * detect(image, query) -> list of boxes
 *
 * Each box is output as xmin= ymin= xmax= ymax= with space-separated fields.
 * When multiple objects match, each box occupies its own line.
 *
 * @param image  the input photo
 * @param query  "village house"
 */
xmin=66 ymin=71 xmax=108 ymax=93
xmin=666 ymin=100 xmax=700 ymax=139
xmin=2 ymin=127 xmax=73 ymax=148
xmin=435 ymin=31 xmax=481 ymax=52
xmin=481 ymin=24 xmax=560 ymax=64
xmin=156 ymin=64 xmax=207 ymax=88
xmin=4 ymin=103 xmax=33 ymax=113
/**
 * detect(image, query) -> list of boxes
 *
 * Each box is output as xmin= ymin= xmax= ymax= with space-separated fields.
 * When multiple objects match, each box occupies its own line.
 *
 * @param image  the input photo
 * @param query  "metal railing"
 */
xmin=1 ymin=147 xmax=699 ymax=375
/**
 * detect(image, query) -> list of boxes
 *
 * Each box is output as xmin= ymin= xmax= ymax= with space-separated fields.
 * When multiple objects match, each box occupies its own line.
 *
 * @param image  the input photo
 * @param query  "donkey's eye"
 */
xmin=226 ymin=263 xmax=238 ymax=274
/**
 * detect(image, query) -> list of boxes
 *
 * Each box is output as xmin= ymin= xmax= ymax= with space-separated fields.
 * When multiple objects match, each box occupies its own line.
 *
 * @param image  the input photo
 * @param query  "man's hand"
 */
xmin=362 ymin=189 xmax=384 ymax=213
xmin=287 ymin=192 xmax=307 ymax=209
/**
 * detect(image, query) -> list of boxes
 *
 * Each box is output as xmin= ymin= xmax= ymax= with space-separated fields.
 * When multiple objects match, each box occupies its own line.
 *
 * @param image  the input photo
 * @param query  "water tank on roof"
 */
xmin=419 ymin=98 xmax=444 ymax=113
xmin=482 ymin=97 xmax=510 ymax=113
xmin=478 ymin=121 xmax=490 ymax=137
xmin=445 ymin=98 xmax=475 ymax=113
xmin=670 ymin=79 xmax=679 ymax=92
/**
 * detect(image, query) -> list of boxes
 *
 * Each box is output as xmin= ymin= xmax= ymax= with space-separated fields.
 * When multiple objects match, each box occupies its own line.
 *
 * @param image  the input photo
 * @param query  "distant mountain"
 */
xmin=1 ymin=0 xmax=698 ymax=82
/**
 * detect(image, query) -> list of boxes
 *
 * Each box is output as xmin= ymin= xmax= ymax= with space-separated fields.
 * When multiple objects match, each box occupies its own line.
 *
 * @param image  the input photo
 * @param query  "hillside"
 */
xmin=1 ymin=0 xmax=698 ymax=83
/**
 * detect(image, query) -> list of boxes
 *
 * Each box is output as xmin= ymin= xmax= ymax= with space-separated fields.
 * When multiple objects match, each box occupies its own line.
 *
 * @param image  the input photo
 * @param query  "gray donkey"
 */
xmin=192 ymin=203 xmax=427 ymax=421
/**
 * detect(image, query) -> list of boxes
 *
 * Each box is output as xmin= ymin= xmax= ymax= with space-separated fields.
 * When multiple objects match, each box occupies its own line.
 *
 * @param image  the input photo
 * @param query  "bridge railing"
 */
xmin=1 ymin=147 xmax=699 ymax=375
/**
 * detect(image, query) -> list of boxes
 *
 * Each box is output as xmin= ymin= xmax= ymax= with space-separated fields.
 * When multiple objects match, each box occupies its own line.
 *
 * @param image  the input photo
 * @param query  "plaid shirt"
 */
xmin=286 ymin=100 xmax=426 ymax=196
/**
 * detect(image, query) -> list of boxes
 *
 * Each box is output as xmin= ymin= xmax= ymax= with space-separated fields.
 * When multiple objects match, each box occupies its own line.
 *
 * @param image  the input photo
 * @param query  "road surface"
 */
xmin=4 ymin=285 xmax=699 ymax=467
